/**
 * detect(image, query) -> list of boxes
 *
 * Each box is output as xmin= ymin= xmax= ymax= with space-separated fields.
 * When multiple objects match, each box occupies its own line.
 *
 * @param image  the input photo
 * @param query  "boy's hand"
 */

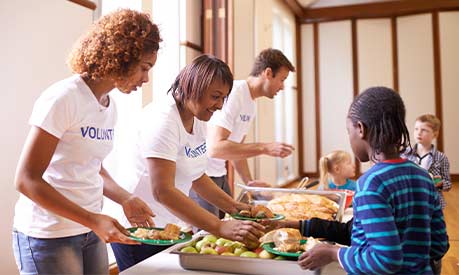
xmin=298 ymin=243 xmax=339 ymax=270
xmin=433 ymin=176 xmax=443 ymax=189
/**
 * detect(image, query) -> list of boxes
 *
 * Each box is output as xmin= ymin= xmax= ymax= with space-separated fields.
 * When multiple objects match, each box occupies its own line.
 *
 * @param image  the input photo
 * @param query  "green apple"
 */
xmin=240 ymin=251 xmax=258 ymax=258
xmin=215 ymin=238 xmax=231 ymax=247
xmin=231 ymin=241 xmax=244 ymax=249
xmin=258 ymin=249 xmax=274 ymax=259
xmin=221 ymin=252 xmax=236 ymax=256
xmin=195 ymin=240 xmax=210 ymax=252
xmin=180 ymin=246 xmax=198 ymax=253
xmin=200 ymin=247 xmax=218 ymax=255
xmin=233 ymin=246 xmax=248 ymax=256
xmin=202 ymin=235 xmax=218 ymax=243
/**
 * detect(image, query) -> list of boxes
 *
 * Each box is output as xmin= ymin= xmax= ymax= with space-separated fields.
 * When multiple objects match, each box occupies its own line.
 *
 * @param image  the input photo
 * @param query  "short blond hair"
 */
xmin=416 ymin=114 xmax=441 ymax=133
xmin=318 ymin=150 xmax=352 ymax=189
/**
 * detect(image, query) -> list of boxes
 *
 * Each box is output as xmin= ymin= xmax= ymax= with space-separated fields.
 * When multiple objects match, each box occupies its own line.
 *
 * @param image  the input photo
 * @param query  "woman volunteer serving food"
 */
xmin=12 ymin=9 xmax=160 ymax=275
xmin=112 ymin=54 xmax=264 ymax=271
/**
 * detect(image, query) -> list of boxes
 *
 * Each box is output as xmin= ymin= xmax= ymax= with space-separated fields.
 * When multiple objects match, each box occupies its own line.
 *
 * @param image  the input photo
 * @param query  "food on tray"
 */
xmin=251 ymin=205 xmax=275 ymax=218
xmin=131 ymin=223 xmax=181 ymax=240
xmin=260 ymin=228 xmax=303 ymax=252
xmin=179 ymin=235 xmax=278 ymax=259
xmin=267 ymin=194 xmax=338 ymax=220
xmin=238 ymin=209 xmax=251 ymax=217
xmin=237 ymin=205 xmax=275 ymax=219
xmin=260 ymin=228 xmax=320 ymax=254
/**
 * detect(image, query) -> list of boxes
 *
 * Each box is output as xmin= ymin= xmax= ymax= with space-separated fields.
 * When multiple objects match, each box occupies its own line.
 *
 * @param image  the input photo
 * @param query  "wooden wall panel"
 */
xmin=300 ymin=24 xmax=318 ymax=173
xmin=439 ymin=11 xmax=459 ymax=174
xmin=318 ymin=21 xmax=354 ymax=158
xmin=397 ymin=14 xmax=436 ymax=143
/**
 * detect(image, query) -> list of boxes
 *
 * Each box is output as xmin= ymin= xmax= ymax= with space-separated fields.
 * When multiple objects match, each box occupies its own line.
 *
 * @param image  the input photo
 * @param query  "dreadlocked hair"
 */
xmin=348 ymin=86 xmax=411 ymax=162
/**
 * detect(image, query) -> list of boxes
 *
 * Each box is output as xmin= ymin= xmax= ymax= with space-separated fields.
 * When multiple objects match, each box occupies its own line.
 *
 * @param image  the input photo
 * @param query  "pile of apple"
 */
xmin=179 ymin=235 xmax=285 ymax=260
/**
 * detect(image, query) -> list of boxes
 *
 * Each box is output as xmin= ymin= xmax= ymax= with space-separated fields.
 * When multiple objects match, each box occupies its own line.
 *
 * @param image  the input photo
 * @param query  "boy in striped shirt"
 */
xmin=298 ymin=87 xmax=449 ymax=274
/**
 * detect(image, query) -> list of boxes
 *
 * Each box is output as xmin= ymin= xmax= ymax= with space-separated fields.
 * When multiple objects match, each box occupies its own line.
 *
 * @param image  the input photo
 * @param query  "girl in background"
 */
xmin=318 ymin=150 xmax=356 ymax=191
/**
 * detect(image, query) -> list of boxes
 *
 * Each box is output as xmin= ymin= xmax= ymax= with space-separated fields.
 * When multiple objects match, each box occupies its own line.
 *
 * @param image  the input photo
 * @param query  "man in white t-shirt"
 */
xmin=190 ymin=48 xmax=295 ymax=217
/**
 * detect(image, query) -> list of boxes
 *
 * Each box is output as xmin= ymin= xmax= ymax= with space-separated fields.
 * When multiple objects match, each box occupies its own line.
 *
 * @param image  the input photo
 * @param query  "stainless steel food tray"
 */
xmin=235 ymin=183 xmax=347 ymax=222
xmin=170 ymin=236 xmax=346 ymax=275
xmin=170 ymin=235 xmax=345 ymax=275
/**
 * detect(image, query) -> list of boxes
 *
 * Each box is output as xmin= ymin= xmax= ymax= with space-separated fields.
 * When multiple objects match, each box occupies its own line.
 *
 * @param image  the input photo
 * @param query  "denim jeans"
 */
xmin=110 ymin=243 xmax=169 ymax=272
xmin=189 ymin=175 xmax=231 ymax=219
xmin=12 ymin=230 xmax=108 ymax=275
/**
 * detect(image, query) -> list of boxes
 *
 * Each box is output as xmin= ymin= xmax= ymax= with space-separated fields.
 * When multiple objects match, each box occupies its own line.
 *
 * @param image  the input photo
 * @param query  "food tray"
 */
xmin=170 ymin=236 xmax=317 ymax=275
xmin=170 ymin=236 xmax=345 ymax=275
xmin=235 ymin=183 xmax=347 ymax=222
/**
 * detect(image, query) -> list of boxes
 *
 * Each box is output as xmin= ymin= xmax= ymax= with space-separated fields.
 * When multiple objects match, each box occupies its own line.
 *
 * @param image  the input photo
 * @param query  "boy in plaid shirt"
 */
xmin=403 ymin=114 xmax=451 ymax=209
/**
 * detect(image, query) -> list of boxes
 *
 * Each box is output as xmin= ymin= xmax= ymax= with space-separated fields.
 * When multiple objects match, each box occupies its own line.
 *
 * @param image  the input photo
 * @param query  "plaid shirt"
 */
xmin=402 ymin=144 xmax=452 ymax=209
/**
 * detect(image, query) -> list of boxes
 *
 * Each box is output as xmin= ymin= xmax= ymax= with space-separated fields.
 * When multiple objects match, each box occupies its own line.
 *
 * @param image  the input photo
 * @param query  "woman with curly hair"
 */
xmin=12 ymin=9 xmax=161 ymax=275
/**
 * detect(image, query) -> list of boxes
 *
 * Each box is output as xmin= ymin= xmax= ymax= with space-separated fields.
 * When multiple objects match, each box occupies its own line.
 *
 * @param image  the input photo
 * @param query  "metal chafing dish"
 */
xmin=235 ymin=183 xmax=347 ymax=222
xmin=170 ymin=235 xmax=345 ymax=275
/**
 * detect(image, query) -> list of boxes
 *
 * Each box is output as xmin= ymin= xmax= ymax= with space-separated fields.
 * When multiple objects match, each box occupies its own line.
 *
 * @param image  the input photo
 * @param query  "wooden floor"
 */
xmin=442 ymin=184 xmax=459 ymax=275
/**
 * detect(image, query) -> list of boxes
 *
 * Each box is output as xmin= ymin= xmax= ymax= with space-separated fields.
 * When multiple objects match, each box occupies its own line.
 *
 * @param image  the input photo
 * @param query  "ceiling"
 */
xmin=297 ymin=0 xmax=394 ymax=9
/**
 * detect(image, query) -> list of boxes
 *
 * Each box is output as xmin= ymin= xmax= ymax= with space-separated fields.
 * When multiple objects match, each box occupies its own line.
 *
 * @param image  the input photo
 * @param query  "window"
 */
xmin=272 ymin=8 xmax=297 ymax=184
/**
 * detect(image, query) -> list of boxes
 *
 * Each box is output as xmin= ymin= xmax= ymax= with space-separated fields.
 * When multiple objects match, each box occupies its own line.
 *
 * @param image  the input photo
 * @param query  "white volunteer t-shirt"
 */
xmin=14 ymin=75 xmax=117 ymax=238
xmin=206 ymin=80 xmax=256 ymax=177
xmin=123 ymin=94 xmax=208 ymax=228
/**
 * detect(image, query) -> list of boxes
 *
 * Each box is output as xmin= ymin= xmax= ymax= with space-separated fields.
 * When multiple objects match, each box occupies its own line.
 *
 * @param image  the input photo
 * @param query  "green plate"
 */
xmin=231 ymin=213 xmax=285 ymax=221
xmin=262 ymin=239 xmax=306 ymax=259
xmin=128 ymin=227 xmax=192 ymax=246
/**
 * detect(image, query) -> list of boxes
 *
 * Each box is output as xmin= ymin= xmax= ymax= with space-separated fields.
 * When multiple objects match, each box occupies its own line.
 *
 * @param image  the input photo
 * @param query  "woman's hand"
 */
xmin=89 ymin=213 xmax=140 ymax=245
xmin=218 ymin=220 xmax=265 ymax=249
xmin=122 ymin=196 xmax=155 ymax=228
xmin=297 ymin=243 xmax=339 ymax=270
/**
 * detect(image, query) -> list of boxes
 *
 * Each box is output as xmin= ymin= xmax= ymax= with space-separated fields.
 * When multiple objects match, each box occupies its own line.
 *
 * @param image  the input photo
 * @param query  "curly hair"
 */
xmin=168 ymin=54 xmax=233 ymax=109
xmin=249 ymin=48 xmax=295 ymax=77
xmin=348 ymin=86 xmax=411 ymax=162
xmin=68 ymin=9 xmax=161 ymax=80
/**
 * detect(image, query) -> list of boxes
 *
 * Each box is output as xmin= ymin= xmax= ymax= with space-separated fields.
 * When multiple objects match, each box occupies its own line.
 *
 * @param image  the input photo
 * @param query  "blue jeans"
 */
xmin=110 ymin=243 xmax=169 ymax=272
xmin=189 ymin=175 xmax=231 ymax=219
xmin=12 ymin=230 xmax=108 ymax=275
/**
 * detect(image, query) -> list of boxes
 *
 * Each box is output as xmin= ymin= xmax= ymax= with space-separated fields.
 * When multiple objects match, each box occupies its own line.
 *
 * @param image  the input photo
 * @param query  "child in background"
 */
xmin=297 ymin=87 xmax=449 ymax=274
xmin=402 ymin=114 xmax=451 ymax=209
xmin=318 ymin=150 xmax=356 ymax=191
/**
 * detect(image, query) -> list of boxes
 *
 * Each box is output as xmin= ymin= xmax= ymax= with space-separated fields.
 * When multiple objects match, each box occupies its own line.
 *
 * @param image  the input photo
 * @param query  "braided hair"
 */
xmin=348 ymin=86 xmax=410 ymax=162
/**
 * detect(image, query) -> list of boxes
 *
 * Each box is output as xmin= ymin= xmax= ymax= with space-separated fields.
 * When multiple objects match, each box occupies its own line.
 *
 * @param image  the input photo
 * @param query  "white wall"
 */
xmin=300 ymin=12 xmax=459 ymax=176
xmin=439 ymin=11 xmax=459 ymax=174
xmin=318 ymin=21 xmax=354 ymax=158
xmin=357 ymin=18 xmax=393 ymax=172
xmin=0 ymin=1 xmax=92 ymax=273
xmin=397 ymin=14 xmax=436 ymax=142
